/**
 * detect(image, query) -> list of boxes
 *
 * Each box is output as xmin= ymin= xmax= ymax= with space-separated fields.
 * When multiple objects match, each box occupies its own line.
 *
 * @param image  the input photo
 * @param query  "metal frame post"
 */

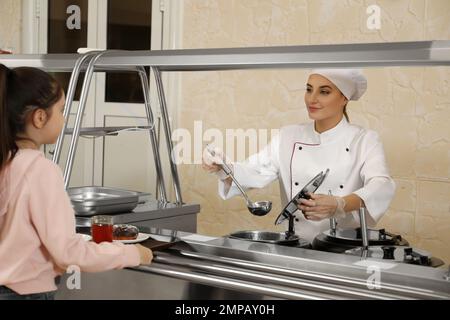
xmin=152 ymin=67 xmax=183 ymax=205
xmin=137 ymin=66 xmax=168 ymax=203
xmin=52 ymin=51 xmax=100 ymax=165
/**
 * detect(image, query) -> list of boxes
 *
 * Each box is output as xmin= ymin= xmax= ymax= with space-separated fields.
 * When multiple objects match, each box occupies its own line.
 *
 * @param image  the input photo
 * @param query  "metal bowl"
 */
xmin=229 ymin=230 xmax=300 ymax=245
xmin=312 ymin=228 xmax=409 ymax=253
xmin=248 ymin=201 xmax=272 ymax=216
xmin=68 ymin=186 xmax=139 ymax=216
xmin=345 ymin=245 xmax=444 ymax=267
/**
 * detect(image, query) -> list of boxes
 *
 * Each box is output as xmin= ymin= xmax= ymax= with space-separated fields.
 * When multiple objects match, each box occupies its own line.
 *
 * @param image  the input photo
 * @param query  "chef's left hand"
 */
xmin=297 ymin=193 xmax=337 ymax=221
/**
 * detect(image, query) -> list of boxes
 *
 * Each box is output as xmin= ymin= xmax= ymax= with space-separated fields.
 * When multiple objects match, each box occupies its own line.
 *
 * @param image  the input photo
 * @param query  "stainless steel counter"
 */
xmin=3 ymin=41 xmax=450 ymax=71
xmin=56 ymin=227 xmax=450 ymax=300
xmin=75 ymin=196 xmax=200 ymax=233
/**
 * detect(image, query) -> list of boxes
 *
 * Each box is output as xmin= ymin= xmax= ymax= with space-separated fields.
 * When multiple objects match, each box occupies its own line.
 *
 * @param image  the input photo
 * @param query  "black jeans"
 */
xmin=0 ymin=285 xmax=56 ymax=300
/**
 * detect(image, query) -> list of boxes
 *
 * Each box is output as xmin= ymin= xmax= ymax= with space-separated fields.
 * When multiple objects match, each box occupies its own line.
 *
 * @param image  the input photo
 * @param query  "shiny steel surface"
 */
xmin=152 ymin=68 xmax=183 ymax=205
xmin=275 ymin=169 xmax=329 ymax=225
xmin=68 ymin=186 xmax=139 ymax=203
xmin=206 ymin=146 xmax=272 ymax=216
xmin=52 ymin=52 xmax=98 ymax=164
xmin=229 ymin=230 xmax=300 ymax=245
xmin=137 ymin=66 xmax=168 ymax=203
xmin=64 ymin=126 xmax=153 ymax=136
xmin=344 ymin=246 xmax=445 ymax=267
xmin=248 ymin=201 xmax=273 ymax=216
xmin=72 ymin=201 xmax=137 ymax=215
xmin=136 ymin=263 xmax=329 ymax=300
xmin=68 ymin=187 xmax=139 ymax=215
xmin=137 ymin=228 xmax=450 ymax=299
xmin=3 ymin=41 xmax=450 ymax=71
xmin=148 ymin=253 xmax=399 ymax=300
xmin=346 ymin=246 xmax=431 ymax=261
xmin=58 ymin=227 xmax=450 ymax=299
xmin=359 ymin=207 xmax=369 ymax=249
xmin=62 ymin=51 xmax=108 ymax=188
xmin=322 ymin=228 xmax=404 ymax=243
xmin=75 ymin=196 xmax=200 ymax=227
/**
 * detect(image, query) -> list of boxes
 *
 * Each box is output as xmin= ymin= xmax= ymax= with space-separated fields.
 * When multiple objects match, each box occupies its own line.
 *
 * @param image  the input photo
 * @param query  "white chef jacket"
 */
xmin=218 ymin=117 xmax=396 ymax=243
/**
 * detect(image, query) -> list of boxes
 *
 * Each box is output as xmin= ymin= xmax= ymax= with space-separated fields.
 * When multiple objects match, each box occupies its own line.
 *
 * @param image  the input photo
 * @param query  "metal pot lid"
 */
xmin=345 ymin=246 xmax=434 ymax=266
xmin=229 ymin=230 xmax=300 ymax=245
xmin=275 ymin=169 xmax=329 ymax=225
xmin=323 ymin=228 xmax=403 ymax=245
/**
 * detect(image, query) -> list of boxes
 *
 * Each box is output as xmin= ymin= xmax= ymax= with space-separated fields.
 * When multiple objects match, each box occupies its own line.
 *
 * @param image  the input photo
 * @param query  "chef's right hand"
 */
xmin=202 ymin=146 xmax=230 ymax=180
xmin=135 ymin=244 xmax=153 ymax=265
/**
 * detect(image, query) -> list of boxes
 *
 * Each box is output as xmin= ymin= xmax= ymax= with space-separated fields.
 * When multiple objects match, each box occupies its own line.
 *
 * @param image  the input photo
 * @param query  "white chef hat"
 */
xmin=310 ymin=69 xmax=367 ymax=101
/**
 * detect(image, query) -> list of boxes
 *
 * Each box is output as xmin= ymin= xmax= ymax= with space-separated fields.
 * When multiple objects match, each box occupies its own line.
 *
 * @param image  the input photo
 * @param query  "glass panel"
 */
xmin=105 ymin=0 xmax=152 ymax=103
xmin=48 ymin=0 xmax=88 ymax=100
xmin=48 ymin=0 xmax=88 ymax=53
xmin=47 ymin=0 xmax=88 ymax=100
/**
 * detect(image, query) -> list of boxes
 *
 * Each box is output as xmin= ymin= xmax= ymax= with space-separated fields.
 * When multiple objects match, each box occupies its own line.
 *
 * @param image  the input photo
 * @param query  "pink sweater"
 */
xmin=0 ymin=149 xmax=140 ymax=294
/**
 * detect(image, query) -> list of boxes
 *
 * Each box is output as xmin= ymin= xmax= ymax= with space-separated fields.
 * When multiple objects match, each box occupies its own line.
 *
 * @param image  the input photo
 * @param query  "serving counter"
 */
xmin=56 ymin=227 xmax=450 ymax=300
xmin=75 ymin=195 xmax=199 ymax=233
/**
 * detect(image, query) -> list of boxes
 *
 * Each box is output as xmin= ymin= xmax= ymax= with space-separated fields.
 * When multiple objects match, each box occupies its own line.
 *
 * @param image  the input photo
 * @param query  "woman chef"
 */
xmin=202 ymin=69 xmax=396 ymax=243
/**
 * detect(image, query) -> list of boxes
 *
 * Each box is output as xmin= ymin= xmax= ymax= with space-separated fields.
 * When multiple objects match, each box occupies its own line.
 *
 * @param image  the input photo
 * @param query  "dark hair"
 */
xmin=0 ymin=64 xmax=63 ymax=172
xmin=343 ymin=104 xmax=349 ymax=122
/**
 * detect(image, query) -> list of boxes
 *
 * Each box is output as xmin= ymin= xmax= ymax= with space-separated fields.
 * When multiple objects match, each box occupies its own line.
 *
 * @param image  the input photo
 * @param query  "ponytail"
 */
xmin=0 ymin=64 xmax=63 ymax=172
xmin=0 ymin=64 xmax=15 ymax=172
xmin=343 ymin=104 xmax=350 ymax=122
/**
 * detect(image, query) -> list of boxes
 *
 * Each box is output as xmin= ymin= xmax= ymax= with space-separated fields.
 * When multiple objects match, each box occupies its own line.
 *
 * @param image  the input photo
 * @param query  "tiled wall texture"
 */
xmin=180 ymin=0 xmax=450 ymax=264
xmin=0 ymin=0 xmax=21 ymax=53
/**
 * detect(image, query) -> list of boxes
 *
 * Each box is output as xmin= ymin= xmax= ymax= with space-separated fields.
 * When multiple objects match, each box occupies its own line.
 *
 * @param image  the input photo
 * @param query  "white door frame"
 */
xmin=21 ymin=0 xmax=97 ymax=186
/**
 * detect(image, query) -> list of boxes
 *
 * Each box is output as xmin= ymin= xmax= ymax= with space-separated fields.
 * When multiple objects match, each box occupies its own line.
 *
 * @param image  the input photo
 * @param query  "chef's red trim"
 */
xmin=290 ymin=142 xmax=320 ymax=199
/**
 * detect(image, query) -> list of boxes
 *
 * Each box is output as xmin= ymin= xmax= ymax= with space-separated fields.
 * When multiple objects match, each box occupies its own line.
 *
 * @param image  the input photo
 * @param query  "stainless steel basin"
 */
xmin=68 ymin=186 xmax=140 ymax=216
xmin=229 ymin=230 xmax=300 ymax=245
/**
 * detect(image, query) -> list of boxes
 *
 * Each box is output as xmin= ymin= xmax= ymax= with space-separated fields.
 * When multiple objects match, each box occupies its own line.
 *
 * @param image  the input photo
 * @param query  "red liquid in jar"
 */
xmin=91 ymin=224 xmax=113 ymax=243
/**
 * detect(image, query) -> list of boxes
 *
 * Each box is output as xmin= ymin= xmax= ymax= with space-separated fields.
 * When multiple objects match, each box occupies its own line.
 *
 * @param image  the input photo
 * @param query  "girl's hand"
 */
xmin=297 ymin=193 xmax=340 ymax=221
xmin=135 ymin=244 xmax=153 ymax=265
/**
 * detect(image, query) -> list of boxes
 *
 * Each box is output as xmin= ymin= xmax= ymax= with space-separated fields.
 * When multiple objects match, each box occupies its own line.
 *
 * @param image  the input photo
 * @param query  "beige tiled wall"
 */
xmin=0 ymin=0 xmax=21 ymax=53
xmin=180 ymin=0 xmax=450 ymax=264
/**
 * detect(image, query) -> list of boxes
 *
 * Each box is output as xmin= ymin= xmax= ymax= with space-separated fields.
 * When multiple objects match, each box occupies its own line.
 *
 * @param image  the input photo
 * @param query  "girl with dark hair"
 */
xmin=0 ymin=64 xmax=152 ymax=300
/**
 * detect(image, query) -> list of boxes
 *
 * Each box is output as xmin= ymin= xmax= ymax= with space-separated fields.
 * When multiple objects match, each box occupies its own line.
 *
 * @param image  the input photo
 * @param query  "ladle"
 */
xmin=206 ymin=147 xmax=272 ymax=216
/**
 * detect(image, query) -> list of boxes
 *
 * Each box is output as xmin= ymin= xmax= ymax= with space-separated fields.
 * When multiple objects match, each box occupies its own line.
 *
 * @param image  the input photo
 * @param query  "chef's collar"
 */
xmin=310 ymin=117 xmax=350 ymax=144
